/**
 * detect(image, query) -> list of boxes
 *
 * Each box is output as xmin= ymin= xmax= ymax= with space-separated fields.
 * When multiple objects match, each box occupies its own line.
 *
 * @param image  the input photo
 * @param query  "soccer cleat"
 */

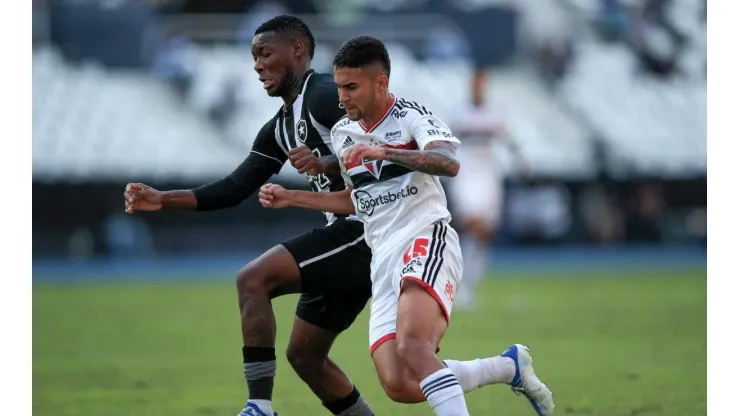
xmin=501 ymin=344 xmax=555 ymax=416
xmin=237 ymin=402 xmax=277 ymax=416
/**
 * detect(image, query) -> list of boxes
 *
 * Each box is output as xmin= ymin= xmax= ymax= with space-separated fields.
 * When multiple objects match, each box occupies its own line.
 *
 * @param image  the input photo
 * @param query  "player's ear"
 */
xmin=292 ymin=39 xmax=305 ymax=60
xmin=376 ymin=74 xmax=389 ymax=90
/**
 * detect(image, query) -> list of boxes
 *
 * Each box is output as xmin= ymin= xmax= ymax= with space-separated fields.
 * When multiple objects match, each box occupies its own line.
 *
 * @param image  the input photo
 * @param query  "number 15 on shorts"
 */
xmin=402 ymin=237 xmax=429 ymax=276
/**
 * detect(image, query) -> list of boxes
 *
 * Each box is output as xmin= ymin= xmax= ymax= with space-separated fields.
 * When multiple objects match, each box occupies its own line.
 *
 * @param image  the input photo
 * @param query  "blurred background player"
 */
xmin=449 ymin=68 xmax=528 ymax=308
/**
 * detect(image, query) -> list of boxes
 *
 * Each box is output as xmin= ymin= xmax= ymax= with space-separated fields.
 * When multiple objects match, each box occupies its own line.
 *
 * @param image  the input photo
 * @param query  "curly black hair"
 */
xmin=333 ymin=36 xmax=390 ymax=76
xmin=255 ymin=15 xmax=315 ymax=59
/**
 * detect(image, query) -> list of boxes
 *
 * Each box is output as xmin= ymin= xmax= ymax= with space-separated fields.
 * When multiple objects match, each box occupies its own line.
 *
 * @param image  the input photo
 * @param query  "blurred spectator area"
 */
xmin=32 ymin=0 xmax=706 ymax=256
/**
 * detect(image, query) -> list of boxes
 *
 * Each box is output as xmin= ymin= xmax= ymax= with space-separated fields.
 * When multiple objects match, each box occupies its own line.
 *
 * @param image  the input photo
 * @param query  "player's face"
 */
xmin=252 ymin=32 xmax=296 ymax=97
xmin=334 ymin=66 xmax=386 ymax=121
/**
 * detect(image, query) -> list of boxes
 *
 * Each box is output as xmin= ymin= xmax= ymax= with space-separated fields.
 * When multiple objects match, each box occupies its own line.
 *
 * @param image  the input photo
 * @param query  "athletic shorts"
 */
xmin=368 ymin=220 xmax=464 ymax=354
xmin=281 ymin=217 xmax=372 ymax=333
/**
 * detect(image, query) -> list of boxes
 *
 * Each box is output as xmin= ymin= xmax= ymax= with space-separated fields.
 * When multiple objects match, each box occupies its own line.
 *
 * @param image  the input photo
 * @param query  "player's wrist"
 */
xmin=285 ymin=190 xmax=297 ymax=207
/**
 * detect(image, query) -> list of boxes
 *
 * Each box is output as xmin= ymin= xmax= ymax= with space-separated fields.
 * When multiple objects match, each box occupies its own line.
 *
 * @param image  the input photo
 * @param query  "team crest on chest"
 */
xmin=297 ymin=119 xmax=308 ymax=143
xmin=363 ymin=159 xmax=384 ymax=179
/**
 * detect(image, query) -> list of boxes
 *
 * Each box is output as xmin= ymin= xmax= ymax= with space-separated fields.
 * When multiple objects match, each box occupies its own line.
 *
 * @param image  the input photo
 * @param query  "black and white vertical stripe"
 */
xmin=421 ymin=372 xmax=460 ymax=398
xmin=421 ymin=222 xmax=449 ymax=288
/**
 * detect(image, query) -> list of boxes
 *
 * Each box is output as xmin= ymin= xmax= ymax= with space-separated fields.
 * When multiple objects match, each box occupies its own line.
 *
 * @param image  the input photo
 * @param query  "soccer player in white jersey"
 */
xmin=258 ymin=36 xmax=554 ymax=416
xmin=449 ymin=68 xmax=528 ymax=308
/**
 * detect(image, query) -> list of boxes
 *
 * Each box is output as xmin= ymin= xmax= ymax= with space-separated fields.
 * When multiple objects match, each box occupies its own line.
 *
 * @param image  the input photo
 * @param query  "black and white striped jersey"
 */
xmin=250 ymin=70 xmax=349 ymax=224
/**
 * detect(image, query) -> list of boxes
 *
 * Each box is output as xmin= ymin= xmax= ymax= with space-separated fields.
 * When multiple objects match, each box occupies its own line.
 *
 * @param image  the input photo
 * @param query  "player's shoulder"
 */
xmin=259 ymin=108 xmax=283 ymax=132
xmin=390 ymin=96 xmax=439 ymax=126
xmin=392 ymin=96 xmax=434 ymax=118
xmin=305 ymin=72 xmax=337 ymax=99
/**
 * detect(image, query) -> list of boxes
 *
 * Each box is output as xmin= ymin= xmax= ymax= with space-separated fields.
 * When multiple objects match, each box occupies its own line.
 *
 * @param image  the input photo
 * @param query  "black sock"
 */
xmin=242 ymin=346 xmax=276 ymax=400
xmin=323 ymin=386 xmax=374 ymax=415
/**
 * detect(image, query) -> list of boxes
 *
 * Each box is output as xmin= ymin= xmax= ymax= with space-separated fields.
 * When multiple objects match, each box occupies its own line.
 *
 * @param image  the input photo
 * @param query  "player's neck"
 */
xmin=360 ymin=92 xmax=395 ymax=130
xmin=282 ymin=64 xmax=312 ymax=108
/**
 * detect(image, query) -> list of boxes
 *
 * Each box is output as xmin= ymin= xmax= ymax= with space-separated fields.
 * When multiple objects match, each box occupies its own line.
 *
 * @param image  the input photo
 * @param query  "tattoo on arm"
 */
xmin=318 ymin=154 xmax=341 ymax=174
xmin=385 ymin=141 xmax=460 ymax=177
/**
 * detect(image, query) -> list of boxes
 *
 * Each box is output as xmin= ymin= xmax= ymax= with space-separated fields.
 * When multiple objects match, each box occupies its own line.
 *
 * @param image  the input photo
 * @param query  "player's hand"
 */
xmin=289 ymin=146 xmax=322 ymax=175
xmin=259 ymin=183 xmax=292 ymax=209
xmin=124 ymin=183 xmax=162 ymax=214
xmin=342 ymin=143 xmax=386 ymax=167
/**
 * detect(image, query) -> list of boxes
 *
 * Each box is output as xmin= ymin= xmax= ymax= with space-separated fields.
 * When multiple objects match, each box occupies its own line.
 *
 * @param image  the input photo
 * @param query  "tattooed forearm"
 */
xmin=385 ymin=141 xmax=460 ymax=177
xmin=318 ymin=154 xmax=341 ymax=175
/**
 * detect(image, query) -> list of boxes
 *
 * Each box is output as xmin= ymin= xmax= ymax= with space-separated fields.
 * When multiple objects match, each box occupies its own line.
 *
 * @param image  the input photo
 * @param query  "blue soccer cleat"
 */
xmin=237 ymin=402 xmax=277 ymax=416
xmin=501 ymin=344 xmax=555 ymax=416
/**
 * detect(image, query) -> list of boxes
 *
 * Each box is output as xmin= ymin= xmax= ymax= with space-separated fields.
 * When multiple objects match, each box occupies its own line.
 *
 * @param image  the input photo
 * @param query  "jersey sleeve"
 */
xmin=191 ymin=118 xmax=286 ymax=211
xmin=307 ymin=76 xmax=346 ymax=129
xmin=250 ymin=117 xmax=288 ymax=166
xmin=408 ymin=110 xmax=461 ymax=151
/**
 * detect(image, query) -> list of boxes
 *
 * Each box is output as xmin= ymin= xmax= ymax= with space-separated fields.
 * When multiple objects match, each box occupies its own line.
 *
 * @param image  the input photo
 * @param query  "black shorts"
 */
xmin=281 ymin=218 xmax=372 ymax=333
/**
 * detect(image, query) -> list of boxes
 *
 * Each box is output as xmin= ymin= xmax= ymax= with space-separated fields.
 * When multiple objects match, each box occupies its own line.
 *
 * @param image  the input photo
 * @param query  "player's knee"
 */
xmin=377 ymin=371 xmax=418 ymax=403
xmin=285 ymin=343 xmax=323 ymax=376
xmin=396 ymin=336 xmax=436 ymax=374
xmin=236 ymin=261 xmax=273 ymax=299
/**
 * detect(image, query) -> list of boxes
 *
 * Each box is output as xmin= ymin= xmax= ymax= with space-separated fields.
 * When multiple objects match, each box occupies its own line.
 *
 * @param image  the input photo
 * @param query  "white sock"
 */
xmin=443 ymin=356 xmax=516 ymax=393
xmin=420 ymin=368 xmax=470 ymax=416
xmin=247 ymin=399 xmax=272 ymax=414
xmin=460 ymin=234 xmax=489 ymax=294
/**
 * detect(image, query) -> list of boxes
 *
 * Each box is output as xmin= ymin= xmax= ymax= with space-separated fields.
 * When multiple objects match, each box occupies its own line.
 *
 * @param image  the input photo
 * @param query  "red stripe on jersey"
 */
xmin=359 ymin=95 xmax=397 ymax=133
xmin=381 ymin=141 xmax=418 ymax=151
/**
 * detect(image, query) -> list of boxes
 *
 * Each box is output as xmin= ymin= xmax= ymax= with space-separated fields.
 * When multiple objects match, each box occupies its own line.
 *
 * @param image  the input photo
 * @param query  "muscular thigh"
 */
xmin=282 ymin=218 xmax=372 ymax=333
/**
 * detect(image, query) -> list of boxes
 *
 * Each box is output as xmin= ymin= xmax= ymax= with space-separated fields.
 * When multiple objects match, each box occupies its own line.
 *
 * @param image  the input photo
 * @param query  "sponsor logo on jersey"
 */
xmin=354 ymin=186 xmax=418 ymax=216
xmin=390 ymin=108 xmax=408 ymax=118
xmin=331 ymin=117 xmax=351 ymax=136
xmin=385 ymin=130 xmax=403 ymax=142
xmin=426 ymin=119 xmax=454 ymax=138
xmin=297 ymin=119 xmax=308 ymax=143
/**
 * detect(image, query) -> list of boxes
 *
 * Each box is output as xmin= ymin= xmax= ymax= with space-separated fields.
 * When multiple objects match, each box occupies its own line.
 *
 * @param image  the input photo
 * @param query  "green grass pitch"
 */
xmin=33 ymin=270 xmax=706 ymax=416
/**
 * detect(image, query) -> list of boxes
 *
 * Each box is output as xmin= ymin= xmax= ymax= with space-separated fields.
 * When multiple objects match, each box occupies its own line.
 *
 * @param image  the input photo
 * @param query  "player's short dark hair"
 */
xmin=255 ymin=15 xmax=315 ymax=59
xmin=333 ymin=36 xmax=391 ymax=76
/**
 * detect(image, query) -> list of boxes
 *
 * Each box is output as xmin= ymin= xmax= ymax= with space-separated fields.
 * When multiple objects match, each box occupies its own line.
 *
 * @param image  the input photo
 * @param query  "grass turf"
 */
xmin=33 ymin=270 xmax=706 ymax=415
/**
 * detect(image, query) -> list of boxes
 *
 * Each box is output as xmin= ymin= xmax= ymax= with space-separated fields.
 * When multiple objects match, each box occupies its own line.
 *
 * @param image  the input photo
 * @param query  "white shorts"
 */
xmin=368 ymin=220 xmax=464 ymax=354
xmin=450 ymin=160 xmax=503 ymax=228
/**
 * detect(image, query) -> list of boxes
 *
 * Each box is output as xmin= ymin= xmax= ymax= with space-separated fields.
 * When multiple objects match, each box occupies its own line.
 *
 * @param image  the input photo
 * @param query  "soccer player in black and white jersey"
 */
xmin=259 ymin=36 xmax=555 ymax=416
xmin=123 ymin=16 xmax=374 ymax=416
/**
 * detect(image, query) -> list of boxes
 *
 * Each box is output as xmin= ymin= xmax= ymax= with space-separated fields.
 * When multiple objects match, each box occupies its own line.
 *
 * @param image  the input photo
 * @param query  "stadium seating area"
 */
xmin=556 ymin=0 xmax=706 ymax=178
xmin=32 ymin=1 xmax=705 ymax=183
xmin=33 ymin=42 xmax=595 ymax=182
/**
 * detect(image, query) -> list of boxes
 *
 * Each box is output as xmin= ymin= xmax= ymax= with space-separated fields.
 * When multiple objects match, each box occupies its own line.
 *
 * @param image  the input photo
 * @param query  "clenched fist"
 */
xmin=124 ymin=183 xmax=163 ymax=214
xmin=289 ymin=145 xmax=322 ymax=175
xmin=258 ymin=183 xmax=292 ymax=209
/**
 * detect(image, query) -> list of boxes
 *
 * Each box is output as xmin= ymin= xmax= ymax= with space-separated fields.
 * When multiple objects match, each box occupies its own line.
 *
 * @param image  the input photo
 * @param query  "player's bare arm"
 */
xmin=259 ymin=183 xmax=355 ymax=214
xmin=385 ymin=141 xmax=460 ymax=177
xmin=342 ymin=141 xmax=460 ymax=177
xmin=124 ymin=183 xmax=197 ymax=213
xmin=317 ymin=154 xmax=342 ymax=174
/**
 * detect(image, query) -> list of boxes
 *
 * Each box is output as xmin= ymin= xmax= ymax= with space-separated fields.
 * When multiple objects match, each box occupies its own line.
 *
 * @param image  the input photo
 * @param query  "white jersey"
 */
xmin=451 ymin=103 xmax=505 ymax=171
xmin=448 ymin=102 xmax=506 ymax=226
xmin=330 ymin=96 xmax=461 ymax=252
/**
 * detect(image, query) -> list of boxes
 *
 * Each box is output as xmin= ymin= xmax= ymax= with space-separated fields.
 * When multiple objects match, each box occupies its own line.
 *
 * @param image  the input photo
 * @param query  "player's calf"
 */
xmin=396 ymin=281 xmax=470 ymax=415
xmin=286 ymin=317 xmax=374 ymax=415
xmin=235 ymin=245 xmax=303 ymax=415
